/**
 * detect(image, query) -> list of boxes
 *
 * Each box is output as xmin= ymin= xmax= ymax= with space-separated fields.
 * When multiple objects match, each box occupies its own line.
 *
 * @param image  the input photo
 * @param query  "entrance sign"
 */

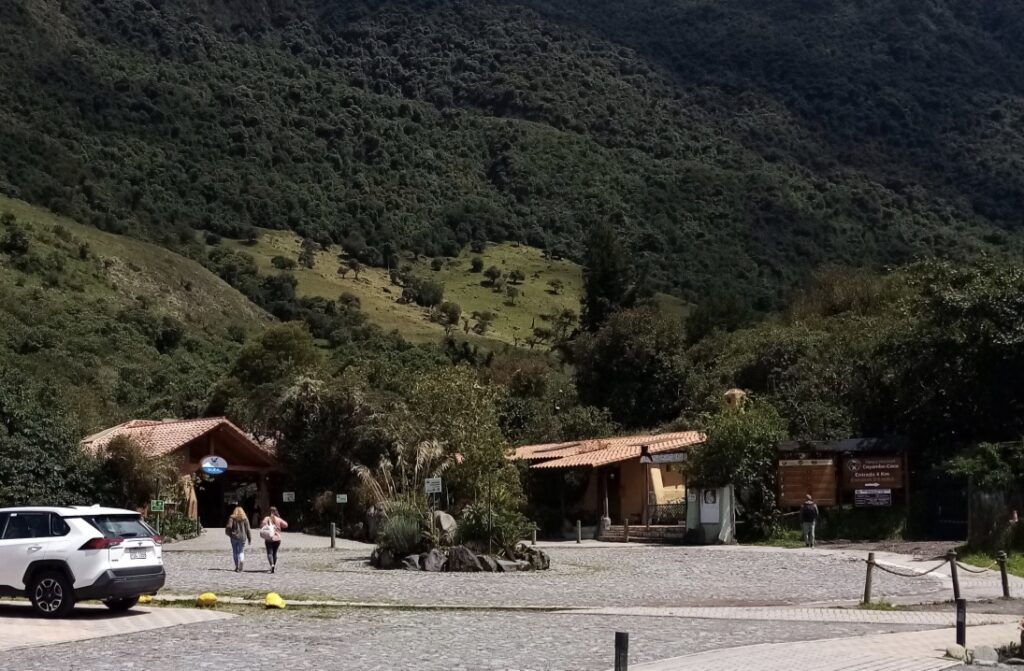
xmin=843 ymin=456 xmax=902 ymax=490
xmin=855 ymin=489 xmax=893 ymax=507
xmin=200 ymin=455 xmax=228 ymax=476
xmin=336 ymin=494 xmax=348 ymax=504
xmin=149 ymin=500 xmax=165 ymax=513
xmin=699 ymin=489 xmax=720 ymax=524
xmin=424 ymin=477 xmax=442 ymax=495
xmin=282 ymin=491 xmax=295 ymax=503
xmin=778 ymin=458 xmax=836 ymax=506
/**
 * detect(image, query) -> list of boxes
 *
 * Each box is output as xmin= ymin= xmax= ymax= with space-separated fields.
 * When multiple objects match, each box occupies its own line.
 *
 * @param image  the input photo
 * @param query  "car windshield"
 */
xmin=83 ymin=515 xmax=156 ymax=539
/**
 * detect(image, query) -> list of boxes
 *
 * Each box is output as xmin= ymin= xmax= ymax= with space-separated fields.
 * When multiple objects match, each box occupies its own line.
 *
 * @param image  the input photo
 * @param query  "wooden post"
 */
xmin=614 ymin=631 xmax=629 ymax=671
xmin=863 ymin=552 xmax=875 ymax=604
xmin=576 ymin=519 xmax=582 ymax=544
xmin=531 ymin=527 xmax=537 ymax=546
xmin=955 ymin=599 xmax=966 ymax=647
xmin=624 ymin=518 xmax=630 ymax=544
xmin=644 ymin=464 xmax=651 ymax=530
xmin=330 ymin=523 xmax=336 ymax=550
xmin=948 ymin=550 xmax=961 ymax=601
xmin=998 ymin=551 xmax=1010 ymax=599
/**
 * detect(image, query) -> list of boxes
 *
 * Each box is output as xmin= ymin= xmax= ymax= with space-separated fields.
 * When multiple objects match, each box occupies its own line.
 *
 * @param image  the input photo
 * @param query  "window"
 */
xmin=0 ymin=514 xmax=8 ymax=538
xmin=1 ymin=513 xmax=52 ymax=539
xmin=50 ymin=515 xmax=70 ymax=537
xmin=83 ymin=515 xmax=156 ymax=539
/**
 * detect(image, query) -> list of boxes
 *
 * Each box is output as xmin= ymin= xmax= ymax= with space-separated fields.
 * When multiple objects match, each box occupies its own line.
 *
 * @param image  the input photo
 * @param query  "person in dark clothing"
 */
xmin=801 ymin=494 xmax=819 ymax=548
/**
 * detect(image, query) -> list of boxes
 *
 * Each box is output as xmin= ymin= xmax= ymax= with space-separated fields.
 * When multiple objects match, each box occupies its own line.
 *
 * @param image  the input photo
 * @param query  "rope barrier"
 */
xmin=955 ymin=561 xmax=999 ymax=574
xmin=864 ymin=558 xmax=949 ymax=578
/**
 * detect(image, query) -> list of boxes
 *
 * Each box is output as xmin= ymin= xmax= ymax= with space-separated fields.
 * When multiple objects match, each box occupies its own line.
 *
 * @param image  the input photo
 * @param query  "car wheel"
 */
xmin=103 ymin=596 xmax=140 ymax=612
xmin=29 ymin=571 xmax=75 ymax=618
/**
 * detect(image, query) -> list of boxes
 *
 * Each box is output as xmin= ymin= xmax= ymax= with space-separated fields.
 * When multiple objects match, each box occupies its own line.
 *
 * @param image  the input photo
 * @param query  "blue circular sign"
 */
xmin=200 ymin=456 xmax=228 ymax=476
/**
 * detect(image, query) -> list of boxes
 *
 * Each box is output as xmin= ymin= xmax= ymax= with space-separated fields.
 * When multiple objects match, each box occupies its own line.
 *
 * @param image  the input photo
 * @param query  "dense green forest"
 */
xmin=4 ymin=0 xmax=1024 ymax=541
xmin=2 ymin=0 xmax=1023 ymax=307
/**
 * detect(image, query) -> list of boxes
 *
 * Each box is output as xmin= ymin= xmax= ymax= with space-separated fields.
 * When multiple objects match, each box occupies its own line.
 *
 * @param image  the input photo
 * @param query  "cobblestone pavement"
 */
xmin=632 ymin=623 xmax=1021 ymax=671
xmin=0 ymin=607 xmax=936 ymax=671
xmin=160 ymin=544 xmax=955 ymax=608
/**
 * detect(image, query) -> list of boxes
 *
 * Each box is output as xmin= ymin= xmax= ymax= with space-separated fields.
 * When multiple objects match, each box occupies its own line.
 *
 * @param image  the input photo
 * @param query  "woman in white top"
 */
xmin=260 ymin=506 xmax=289 ymax=573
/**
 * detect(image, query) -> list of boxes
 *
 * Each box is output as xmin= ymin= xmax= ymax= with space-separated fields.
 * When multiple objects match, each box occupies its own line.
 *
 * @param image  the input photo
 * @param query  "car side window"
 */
xmin=50 ymin=515 xmax=70 ymax=537
xmin=1 ymin=513 xmax=51 ymax=539
xmin=0 ymin=513 xmax=8 ymax=539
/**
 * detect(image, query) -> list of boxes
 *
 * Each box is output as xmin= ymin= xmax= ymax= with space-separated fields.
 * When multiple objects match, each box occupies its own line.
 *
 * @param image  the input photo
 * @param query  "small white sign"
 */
xmin=424 ymin=477 xmax=442 ymax=495
xmin=336 ymin=494 xmax=348 ymax=504
xmin=700 ymin=488 xmax=720 ymax=524
xmin=282 ymin=491 xmax=295 ymax=503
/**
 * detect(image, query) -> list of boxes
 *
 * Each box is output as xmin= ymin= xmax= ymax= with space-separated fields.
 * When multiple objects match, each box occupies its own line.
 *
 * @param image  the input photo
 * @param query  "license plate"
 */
xmin=129 ymin=548 xmax=148 ymax=560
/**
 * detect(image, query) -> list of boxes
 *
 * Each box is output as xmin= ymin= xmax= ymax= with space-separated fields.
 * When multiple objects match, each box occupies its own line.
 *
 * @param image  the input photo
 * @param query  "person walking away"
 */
xmin=801 ymin=494 xmax=819 ymax=548
xmin=225 ymin=506 xmax=251 ymax=572
xmin=260 ymin=506 xmax=289 ymax=573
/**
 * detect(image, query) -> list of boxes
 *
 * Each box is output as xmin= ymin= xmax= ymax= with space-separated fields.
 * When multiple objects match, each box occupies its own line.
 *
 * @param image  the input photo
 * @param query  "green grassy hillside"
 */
xmin=2 ymin=0 xmax=1022 ymax=309
xmin=0 ymin=196 xmax=268 ymax=431
xmin=224 ymin=230 xmax=684 ymax=345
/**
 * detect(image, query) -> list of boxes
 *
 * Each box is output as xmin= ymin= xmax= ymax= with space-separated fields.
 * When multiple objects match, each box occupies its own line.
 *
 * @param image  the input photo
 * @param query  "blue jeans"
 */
xmin=802 ymin=522 xmax=816 ymax=547
xmin=230 ymin=538 xmax=246 ymax=565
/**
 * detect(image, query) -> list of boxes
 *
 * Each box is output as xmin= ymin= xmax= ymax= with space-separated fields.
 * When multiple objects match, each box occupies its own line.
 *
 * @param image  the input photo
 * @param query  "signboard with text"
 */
xmin=282 ymin=491 xmax=295 ymax=503
xmin=855 ymin=488 xmax=893 ymax=507
xmin=843 ymin=456 xmax=902 ymax=490
xmin=149 ymin=500 xmax=165 ymax=513
xmin=424 ymin=478 xmax=442 ymax=495
xmin=336 ymin=494 xmax=348 ymax=504
xmin=778 ymin=458 xmax=836 ymax=506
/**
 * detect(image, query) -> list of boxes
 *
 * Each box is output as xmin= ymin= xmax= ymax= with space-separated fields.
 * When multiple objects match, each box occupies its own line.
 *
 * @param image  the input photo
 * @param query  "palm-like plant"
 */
xmin=352 ymin=439 xmax=452 ymax=515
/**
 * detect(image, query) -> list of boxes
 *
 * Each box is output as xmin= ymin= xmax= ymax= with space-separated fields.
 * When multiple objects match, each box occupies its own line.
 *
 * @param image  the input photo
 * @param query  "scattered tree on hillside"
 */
xmin=505 ymin=285 xmax=519 ymax=305
xmin=298 ymin=239 xmax=318 ymax=269
xmin=272 ymin=255 xmax=297 ymax=270
xmin=509 ymin=269 xmax=526 ymax=284
xmin=348 ymin=259 xmax=363 ymax=280
xmin=471 ymin=257 xmax=484 ymax=273
xmin=484 ymin=265 xmax=503 ymax=285
xmin=432 ymin=301 xmax=462 ymax=335
xmin=431 ymin=257 xmax=445 ymax=271
xmin=472 ymin=310 xmax=496 ymax=335
xmin=337 ymin=264 xmax=350 ymax=279
xmin=339 ymin=291 xmax=361 ymax=309
xmin=547 ymin=279 xmax=564 ymax=295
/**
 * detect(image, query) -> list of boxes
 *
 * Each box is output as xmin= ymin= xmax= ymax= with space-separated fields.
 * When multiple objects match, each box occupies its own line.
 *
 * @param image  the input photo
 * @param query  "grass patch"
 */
xmin=751 ymin=529 xmax=805 ymax=549
xmin=958 ymin=549 xmax=1022 ymax=576
xmin=224 ymin=230 xmax=686 ymax=346
xmin=858 ymin=601 xmax=902 ymax=611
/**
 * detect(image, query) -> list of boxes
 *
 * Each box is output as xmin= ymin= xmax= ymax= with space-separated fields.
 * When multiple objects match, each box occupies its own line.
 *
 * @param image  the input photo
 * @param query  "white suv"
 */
xmin=0 ymin=505 xmax=166 ymax=617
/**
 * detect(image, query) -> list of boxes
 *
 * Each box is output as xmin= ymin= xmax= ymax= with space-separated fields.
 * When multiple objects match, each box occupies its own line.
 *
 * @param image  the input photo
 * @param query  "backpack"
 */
xmin=259 ymin=517 xmax=277 ymax=541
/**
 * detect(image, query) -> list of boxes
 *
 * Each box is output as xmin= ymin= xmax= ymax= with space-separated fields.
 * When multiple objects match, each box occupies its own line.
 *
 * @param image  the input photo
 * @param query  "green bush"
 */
xmin=458 ymin=500 xmax=532 ymax=554
xmin=377 ymin=503 xmax=424 ymax=556
xmin=147 ymin=512 xmax=199 ymax=540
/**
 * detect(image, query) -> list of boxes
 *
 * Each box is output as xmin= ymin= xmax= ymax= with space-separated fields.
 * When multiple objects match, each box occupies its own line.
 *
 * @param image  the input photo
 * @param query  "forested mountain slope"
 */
xmin=1 ymin=0 xmax=1022 ymax=307
xmin=0 ymin=196 xmax=267 ymax=432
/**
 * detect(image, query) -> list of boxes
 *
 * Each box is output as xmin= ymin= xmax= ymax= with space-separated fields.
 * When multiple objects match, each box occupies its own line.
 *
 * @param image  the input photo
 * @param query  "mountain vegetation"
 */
xmin=3 ymin=0 xmax=1024 ymax=540
xmin=2 ymin=0 xmax=1023 ymax=309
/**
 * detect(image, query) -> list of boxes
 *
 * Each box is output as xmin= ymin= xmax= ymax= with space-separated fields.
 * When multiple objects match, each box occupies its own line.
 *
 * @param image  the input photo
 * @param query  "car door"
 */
xmin=0 ymin=513 xmax=59 ymax=590
xmin=0 ymin=513 xmax=14 ymax=592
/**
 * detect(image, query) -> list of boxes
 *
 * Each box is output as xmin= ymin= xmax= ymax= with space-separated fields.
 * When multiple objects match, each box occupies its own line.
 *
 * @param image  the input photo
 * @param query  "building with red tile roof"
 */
xmin=81 ymin=417 xmax=283 ymax=525
xmin=512 ymin=431 xmax=704 ymax=534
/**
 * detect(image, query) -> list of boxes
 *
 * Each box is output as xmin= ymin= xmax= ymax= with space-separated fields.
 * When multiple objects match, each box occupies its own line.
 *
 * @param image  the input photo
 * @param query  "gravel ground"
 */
xmin=160 ymin=544 xmax=946 ymax=607
xmin=0 ymin=608 xmax=936 ymax=671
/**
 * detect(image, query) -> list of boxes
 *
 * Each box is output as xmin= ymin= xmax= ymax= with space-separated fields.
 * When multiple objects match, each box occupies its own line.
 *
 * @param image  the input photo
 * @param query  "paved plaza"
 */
xmin=2 ymin=534 xmax=1021 ymax=671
